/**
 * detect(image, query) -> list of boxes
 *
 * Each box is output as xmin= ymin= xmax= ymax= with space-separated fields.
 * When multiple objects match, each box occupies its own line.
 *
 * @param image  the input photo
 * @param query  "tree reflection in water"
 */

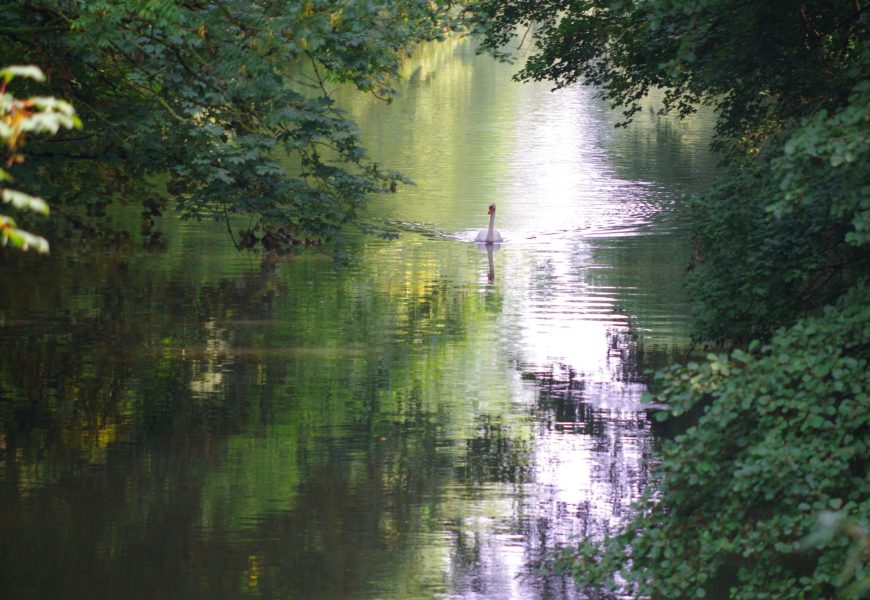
xmin=0 ymin=36 xmax=715 ymax=599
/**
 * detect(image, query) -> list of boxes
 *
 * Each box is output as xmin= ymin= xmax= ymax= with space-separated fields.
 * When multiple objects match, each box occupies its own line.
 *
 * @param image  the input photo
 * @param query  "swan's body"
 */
xmin=475 ymin=203 xmax=503 ymax=244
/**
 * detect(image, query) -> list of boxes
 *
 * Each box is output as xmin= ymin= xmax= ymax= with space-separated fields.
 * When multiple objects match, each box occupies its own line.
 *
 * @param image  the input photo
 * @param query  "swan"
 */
xmin=475 ymin=203 xmax=503 ymax=244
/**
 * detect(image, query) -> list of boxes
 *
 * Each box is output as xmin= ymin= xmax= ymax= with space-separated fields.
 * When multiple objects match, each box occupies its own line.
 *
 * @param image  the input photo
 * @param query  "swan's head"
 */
xmin=488 ymin=203 xmax=496 ymax=215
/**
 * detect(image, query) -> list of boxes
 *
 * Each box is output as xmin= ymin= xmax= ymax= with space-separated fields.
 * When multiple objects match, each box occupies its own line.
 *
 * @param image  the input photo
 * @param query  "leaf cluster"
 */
xmin=469 ymin=0 xmax=866 ymax=138
xmin=773 ymin=78 xmax=870 ymax=247
xmin=684 ymin=65 xmax=870 ymax=345
xmin=1 ymin=64 xmax=80 ymax=253
xmin=0 ymin=0 xmax=458 ymax=249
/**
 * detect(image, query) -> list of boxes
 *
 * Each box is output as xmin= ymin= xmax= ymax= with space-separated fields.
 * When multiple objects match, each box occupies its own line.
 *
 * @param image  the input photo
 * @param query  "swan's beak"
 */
xmin=487 ymin=205 xmax=494 ymax=215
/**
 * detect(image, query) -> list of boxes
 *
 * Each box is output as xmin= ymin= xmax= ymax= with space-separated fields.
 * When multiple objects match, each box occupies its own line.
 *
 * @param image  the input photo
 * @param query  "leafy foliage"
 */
xmin=469 ymin=0 xmax=870 ymax=596
xmin=685 ymin=74 xmax=870 ymax=344
xmin=0 ymin=64 xmax=81 ymax=253
xmin=0 ymin=0 xmax=458 ymax=248
xmin=772 ymin=79 xmax=870 ymax=248
xmin=469 ymin=0 xmax=866 ymax=139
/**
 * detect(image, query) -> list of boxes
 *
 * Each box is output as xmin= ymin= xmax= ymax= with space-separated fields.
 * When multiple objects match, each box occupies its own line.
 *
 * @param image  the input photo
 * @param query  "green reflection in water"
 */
xmin=0 ymin=39 xmax=717 ymax=599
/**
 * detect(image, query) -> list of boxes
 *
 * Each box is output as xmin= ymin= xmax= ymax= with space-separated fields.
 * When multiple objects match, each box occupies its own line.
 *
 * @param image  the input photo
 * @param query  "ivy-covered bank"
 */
xmin=468 ymin=0 xmax=869 ymax=597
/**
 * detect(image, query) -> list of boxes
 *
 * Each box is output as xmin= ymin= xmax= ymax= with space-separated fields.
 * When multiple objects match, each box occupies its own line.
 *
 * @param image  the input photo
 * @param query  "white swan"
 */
xmin=475 ymin=203 xmax=503 ymax=244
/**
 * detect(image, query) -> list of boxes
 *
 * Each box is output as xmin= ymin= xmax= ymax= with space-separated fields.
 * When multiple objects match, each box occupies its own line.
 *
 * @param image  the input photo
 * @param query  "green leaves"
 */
xmin=771 ymin=77 xmax=870 ymax=247
xmin=0 ymin=65 xmax=45 ymax=84
xmin=1 ymin=1 xmax=459 ymax=250
xmin=471 ymin=0 xmax=866 ymax=138
xmin=684 ymin=142 xmax=864 ymax=344
xmin=1 ymin=189 xmax=48 ymax=215
xmin=0 ymin=64 xmax=82 ymax=254
xmin=0 ymin=214 xmax=50 ymax=253
xmin=0 ymin=188 xmax=50 ymax=251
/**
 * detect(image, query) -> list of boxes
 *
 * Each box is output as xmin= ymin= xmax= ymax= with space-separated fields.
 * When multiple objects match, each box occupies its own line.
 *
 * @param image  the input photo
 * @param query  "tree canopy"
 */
xmin=471 ymin=0 xmax=866 ymax=139
xmin=0 ymin=0 xmax=458 ymax=249
xmin=469 ymin=0 xmax=869 ymax=597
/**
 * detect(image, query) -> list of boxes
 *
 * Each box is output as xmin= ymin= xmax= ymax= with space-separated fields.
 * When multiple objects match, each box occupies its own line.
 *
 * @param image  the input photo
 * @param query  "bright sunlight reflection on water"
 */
xmin=339 ymin=39 xmax=718 ymax=599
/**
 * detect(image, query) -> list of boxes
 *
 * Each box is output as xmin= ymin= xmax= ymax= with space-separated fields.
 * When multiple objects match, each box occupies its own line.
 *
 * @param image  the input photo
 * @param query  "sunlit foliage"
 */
xmin=0 ymin=0 xmax=458 ymax=249
xmin=0 ymin=64 xmax=80 ymax=253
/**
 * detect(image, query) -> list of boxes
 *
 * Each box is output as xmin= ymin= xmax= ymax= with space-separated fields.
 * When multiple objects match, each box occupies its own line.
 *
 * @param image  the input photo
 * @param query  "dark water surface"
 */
xmin=0 ymin=41 xmax=717 ymax=599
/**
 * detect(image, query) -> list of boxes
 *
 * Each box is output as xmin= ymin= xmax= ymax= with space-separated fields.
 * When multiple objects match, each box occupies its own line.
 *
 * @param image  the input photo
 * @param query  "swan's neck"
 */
xmin=486 ymin=211 xmax=496 ymax=243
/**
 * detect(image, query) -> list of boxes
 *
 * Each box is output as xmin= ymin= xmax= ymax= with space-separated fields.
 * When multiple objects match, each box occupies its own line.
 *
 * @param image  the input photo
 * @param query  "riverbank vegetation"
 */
xmin=469 ymin=0 xmax=869 ymax=597
xmin=0 ymin=0 xmax=459 ymax=250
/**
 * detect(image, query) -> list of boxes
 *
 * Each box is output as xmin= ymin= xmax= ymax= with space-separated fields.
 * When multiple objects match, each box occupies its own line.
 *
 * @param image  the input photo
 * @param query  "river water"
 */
xmin=0 ymin=41 xmax=716 ymax=599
